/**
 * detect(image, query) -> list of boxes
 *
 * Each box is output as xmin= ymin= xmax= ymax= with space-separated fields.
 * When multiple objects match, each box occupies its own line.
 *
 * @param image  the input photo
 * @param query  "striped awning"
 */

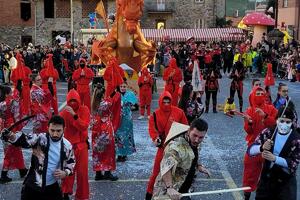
xmin=141 ymin=28 xmax=245 ymax=42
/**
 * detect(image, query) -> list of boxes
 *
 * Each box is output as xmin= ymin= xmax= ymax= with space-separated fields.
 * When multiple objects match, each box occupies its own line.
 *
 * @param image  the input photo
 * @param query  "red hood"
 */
xmin=169 ymin=58 xmax=178 ymax=69
xmin=141 ymin=67 xmax=150 ymax=76
xmin=79 ymin=58 xmax=87 ymax=67
xmin=67 ymin=89 xmax=81 ymax=105
xmin=159 ymin=91 xmax=172 ymax=109
xmin=251 ymin=86 xmax=266 ymax=107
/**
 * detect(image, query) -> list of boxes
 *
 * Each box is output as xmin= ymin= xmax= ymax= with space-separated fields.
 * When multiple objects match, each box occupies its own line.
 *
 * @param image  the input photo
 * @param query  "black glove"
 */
xmin=16 ymin=79 xmax=22 ymax=94
xmin=1 ymin=128 xmax=12 ymax=142
xmin=48 ymin=82 xmax=54 ymax=96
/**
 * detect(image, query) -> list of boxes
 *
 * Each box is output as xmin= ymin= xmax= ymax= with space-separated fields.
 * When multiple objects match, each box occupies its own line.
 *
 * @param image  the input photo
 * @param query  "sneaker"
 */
xmin=103 ymin=171 xmax=118 ymax=181
xmin=138 ymin=116 xmax=144 ymax=120
xmin=213 ymin=109 xmax=218 ymax=113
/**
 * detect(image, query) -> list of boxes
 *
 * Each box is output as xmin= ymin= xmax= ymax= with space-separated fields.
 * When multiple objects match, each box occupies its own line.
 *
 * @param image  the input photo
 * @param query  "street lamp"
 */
xmin=70 ymin=0 xmax=74 ymax=44
xmin=32 ymin=0 xmax=38 ymax=45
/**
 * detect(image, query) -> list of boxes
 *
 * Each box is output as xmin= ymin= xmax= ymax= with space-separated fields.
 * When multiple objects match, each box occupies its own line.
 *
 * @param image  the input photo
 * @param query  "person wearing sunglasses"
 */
xmin=248 ymin=106 xmax=300 ymax=200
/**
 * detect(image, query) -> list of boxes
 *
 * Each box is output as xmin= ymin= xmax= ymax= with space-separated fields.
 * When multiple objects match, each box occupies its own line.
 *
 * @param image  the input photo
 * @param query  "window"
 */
xmin=156 ymin=20 xmax=166 ymax=29
xmin=283 ymin=0 xmax=288 ymax=7
xmin=195 ymin=0 xmax=204 ymax=3
xmin=194 ymin=19 xmax=205 ymax=28
xmin=20 ymin=0 xmax=31 ymax=21
xmin=21 ymin=35 xmax=32 ymax=46
xmin=157 ymin=0 xmax=165 ymax=11
xmin=44 ymin=0 xmax=54 ymax=18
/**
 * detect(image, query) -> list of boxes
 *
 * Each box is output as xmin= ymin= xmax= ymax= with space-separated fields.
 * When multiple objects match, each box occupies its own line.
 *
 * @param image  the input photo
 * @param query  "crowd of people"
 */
xmin=0 ymin=33 xmax=299 ymax=200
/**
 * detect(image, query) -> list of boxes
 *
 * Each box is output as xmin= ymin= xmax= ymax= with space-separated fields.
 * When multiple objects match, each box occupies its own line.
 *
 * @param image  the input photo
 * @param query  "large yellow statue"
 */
xmin=92 ymin=0 xmax=156 ymax=72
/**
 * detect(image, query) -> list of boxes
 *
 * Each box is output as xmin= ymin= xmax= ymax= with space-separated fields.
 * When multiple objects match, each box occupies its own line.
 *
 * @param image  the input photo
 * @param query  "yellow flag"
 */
xmin=95 ymin=0 xmax=107 ymax=20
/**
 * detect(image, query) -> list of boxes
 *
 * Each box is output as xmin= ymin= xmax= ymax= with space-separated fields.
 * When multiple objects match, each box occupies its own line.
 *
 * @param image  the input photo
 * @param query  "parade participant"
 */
xmin=223 ymin=45 xmax=234 ymax=74
xmin=178 ymin=84 xmax=204 ymax=124
xmin=163 ymin=58 xmax=183 ymax=106
xmin=1 ymin=115 xmax=75 ymax=200
xmin=153 ymin=119 xmax=210 ymax=200
xmin=248 ymin=107 xmax=300 ymax=200
xmin=11 ymin=53 xmax=32 ymax=115
xmin=60 ymin=89 xmax=90 ymax=200
xmin=72 ymin=58 xmax=94 ymax=110
xmin=243 ymin=86 xmax=278 ymax=200
xmin=203 ymin=62 xmax=222 ymax=113
xmin=91 ymin=84 xmax=120 ymax=181
xmin=224 ymin=97 xmax=236 ymax=117
xmin=145 ymin=91 xmax=188 ymax=200
xmin=0 ymin=85 xmax=27 ymax=183
xmin=103 ymin=57 xmax=125 ymax=98
xmin=264 ymin=63 xmax=275 ymax=105
xmin=30 ymin=73 xmax=53 ymax=134
xmin=229 ymin=56 xmax=246 ymax=112
xmin=138 ymin=67 xmax=153 ymax=119
xmin=273 ymin=83 xmax=290 ymax=110
xmin=40 ymin=54 xmax=59 ymax=114
xmin=115 ymin=82 xmax=138 ymax=162
xmin=249 ymin=79 xmax=261 ymax=106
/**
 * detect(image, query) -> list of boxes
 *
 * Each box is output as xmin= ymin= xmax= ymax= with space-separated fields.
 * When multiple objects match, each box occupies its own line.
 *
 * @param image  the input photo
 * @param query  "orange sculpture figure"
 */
xmin=92 ymin=0 xmax=156 ymax=72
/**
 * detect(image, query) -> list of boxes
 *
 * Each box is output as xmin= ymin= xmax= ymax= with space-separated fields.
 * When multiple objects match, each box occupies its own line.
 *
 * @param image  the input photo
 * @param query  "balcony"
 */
xmin=145 ymin=1 xmax=175 ymax=14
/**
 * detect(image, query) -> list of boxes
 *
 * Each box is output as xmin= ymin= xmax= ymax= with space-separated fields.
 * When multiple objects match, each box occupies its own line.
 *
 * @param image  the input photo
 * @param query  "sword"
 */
xmin=0 ymin=115 xmax=35 ymax=140
xmin=154 ymin=186 xmax=251 ymax=200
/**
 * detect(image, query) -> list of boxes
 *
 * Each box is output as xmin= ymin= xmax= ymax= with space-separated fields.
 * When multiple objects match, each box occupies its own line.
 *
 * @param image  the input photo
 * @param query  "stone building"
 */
xmin=0 ymin=0 xmax=225 ymax=46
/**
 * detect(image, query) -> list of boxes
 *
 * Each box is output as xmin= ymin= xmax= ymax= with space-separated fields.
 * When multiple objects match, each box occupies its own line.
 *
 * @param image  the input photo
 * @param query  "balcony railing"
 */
xmin=145 ymin=1 xmax=175 ymax=14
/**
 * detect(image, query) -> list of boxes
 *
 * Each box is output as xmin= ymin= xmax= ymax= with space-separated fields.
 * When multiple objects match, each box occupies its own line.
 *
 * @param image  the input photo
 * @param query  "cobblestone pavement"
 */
xmin=0 ymin=77 xmax=299 ymax=200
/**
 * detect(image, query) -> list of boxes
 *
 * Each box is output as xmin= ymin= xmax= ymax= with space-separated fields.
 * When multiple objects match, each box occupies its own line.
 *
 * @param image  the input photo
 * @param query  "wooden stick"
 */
xmin=154 ymin=186 xmax=251 ymax=200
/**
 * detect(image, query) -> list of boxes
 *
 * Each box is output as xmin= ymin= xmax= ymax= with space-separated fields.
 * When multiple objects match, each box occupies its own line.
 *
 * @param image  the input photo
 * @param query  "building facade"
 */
xmin=278 ymin=0 xmax=300 ymax=40
xmin=0 ymin=0 xmax=225 ymax=46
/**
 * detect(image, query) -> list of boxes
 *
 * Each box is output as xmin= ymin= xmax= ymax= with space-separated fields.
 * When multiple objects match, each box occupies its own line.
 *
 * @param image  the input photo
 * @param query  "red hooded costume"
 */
xmin=264 ymin=63 xmax=275 ymax=87
xmin=146 ymin=91 xmax=188 ymax=194
xmin=72 ymin=58 xmax=94 ymax=110
xmin=0 ymin=89 xmax=26 ymax=171
xmin=138 ymin=68 xmax=153 ymax=116
xmin=163 ymin=58 xmax=183 ymax=106
xmin=60 ymin=89 xmax=90 ymax=200
xmin=11 ymin=53 xmax=32 ymax=115
xmin=103 ymin=57 xmax=125 ymax=98
xmin=40 ymin=54 xmax=59 ymax=114
xmin=243 ymin=87 xmax=277 ymax=192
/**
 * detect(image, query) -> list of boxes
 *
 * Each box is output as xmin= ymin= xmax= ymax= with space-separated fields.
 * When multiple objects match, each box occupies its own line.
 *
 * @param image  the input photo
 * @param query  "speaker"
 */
xmin=20 ymin=2 xmax=31 ymax=21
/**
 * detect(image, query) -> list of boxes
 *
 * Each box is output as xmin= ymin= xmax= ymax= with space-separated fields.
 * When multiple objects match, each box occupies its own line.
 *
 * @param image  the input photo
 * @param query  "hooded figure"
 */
xmin=40 ymin=54 xmax=59 ymax=114
xmin=72 ymin=58 xmax=94 ymax=110
xmin=103 ymin=57 xmax=125 ymax=98
xmin=145 ymin=91 xmax=188 ymax=200
xmin=264 ymin=63 xmax=275 ymax=87
xmin=242 ymin=86 xmax=278 ymax=200
xmin=11 ymin=53 xmax=32 ymax=115
xmin=138 ymin=67 xmax=153 ymax=119
xmin=163 ymin=58 xmax=183 ymax=106
xmin=60 ymin=89 xmax=90 ymax=200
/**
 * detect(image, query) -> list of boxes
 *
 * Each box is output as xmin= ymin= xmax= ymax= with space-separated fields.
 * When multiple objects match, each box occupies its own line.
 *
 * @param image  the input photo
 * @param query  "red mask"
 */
xmin=69 ymin=101 xmax=79 ymax=111
xmin=161 ymin=104 xmax=171 ymax=112
xmin=254 ymin=96 xmax=265 ymax=106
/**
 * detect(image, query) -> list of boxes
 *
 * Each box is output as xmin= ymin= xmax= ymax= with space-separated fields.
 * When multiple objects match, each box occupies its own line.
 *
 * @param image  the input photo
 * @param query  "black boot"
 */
xmin=145 ymin=192 xmax=153 ymax=200
xmin=213 ymin=106 xmax=218 ymax=113
xmin=19 ymin=168 xmax=28 ymax=178
xmin=103 ymin=171 xmax=118 ymax=181
xmin=95 ymin=171 xmax=104 ymax=181
xmin=244 ymin=192 xmax=251 ymax=200
xmin=63 ymin=193 xmax=70 ymax=200
xmin=205 ymin=106 xmax=209 ymax=113
xmin=0 ymin=171 xmax=12 ymax=184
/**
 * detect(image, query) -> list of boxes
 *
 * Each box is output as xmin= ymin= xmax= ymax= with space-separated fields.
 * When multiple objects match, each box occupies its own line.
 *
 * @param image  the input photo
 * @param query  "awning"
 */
xmin=141 ymin=28 xmax=245 ymax=42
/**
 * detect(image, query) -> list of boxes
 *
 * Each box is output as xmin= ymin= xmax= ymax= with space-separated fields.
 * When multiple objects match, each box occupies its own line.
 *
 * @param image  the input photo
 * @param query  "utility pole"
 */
xmin=33 ymin=0 xmax=38 ymax=45
xmin=70 ymin=0 xmax=74 ymax=44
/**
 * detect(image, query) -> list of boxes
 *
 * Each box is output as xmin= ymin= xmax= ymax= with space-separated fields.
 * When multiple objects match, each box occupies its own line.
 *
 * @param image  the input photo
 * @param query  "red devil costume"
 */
xmin=30 ymin=83 xmax=53 ymax=134
xmin=146 ymin=91 xmax=188 ymax=199
xmin=163 ymin=58 xmax=183 ymax=106
xmin=103 ymin=57 xmax=125 ymax=98
xmin=264 ymin=63 xmax=275 ymax=105
xmin=138 ymin=68 xmax=153 ymax=117
xmin=40 ymin=54 xmax=59 ymax=114
xmin=72 ymin=58 xmax=94 ymax=110
xmin=0 ymin=88 xmax=27 ymax=183
xmin=11 ymin=53 xmax=32 ymax=116
xmin=243 ymin=86 xmax=277 ymax=198
xmin=60 ymin=89 xmax=90 ymax=200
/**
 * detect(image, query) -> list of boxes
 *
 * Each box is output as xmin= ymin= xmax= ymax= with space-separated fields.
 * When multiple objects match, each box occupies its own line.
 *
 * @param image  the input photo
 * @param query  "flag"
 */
xmin=95 ymin=0 xmax=109 ymax=32
xmin=191 ymin=60 xmax=203 ymax=92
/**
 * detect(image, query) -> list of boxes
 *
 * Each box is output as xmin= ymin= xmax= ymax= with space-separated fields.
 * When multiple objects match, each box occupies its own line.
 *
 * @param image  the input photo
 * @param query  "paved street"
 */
xmin=0 ymin=76 xmax=299 ymax=200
